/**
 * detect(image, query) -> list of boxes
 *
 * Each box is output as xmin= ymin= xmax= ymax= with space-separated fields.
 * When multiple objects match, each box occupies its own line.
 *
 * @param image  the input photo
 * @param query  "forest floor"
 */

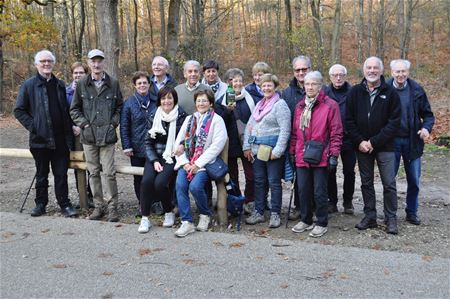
xmin=0 ymin=116 xmax=449 ymax=259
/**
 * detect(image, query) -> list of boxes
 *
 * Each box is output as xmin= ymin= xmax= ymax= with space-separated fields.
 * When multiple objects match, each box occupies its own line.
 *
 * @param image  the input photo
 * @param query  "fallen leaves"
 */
xmin=182 ymin=259 xmax=194 ymax=265
xmin=98 ymin=252 xmax=113 ymax=258
xmin=229 ymin=242 xmax=245 ymax=248
xmin=41 ymin=228 xmax=50 ymax=233
xmin=51 ymin=264 xmax=67 ymax=269
xmin=138 ymin=247 xmax=164 ymax=256
xmin=213 ymin=241 xmax=224 ymax=247
xmin=102 ymin=271 xmax=113 ymax=276
xmin=280 ymin=283 xmax=289 ymax=289
xmin=422 ymin=255 xmax=433 ymax=262
xmin=1 ymin=231 xmax=15 ymax=238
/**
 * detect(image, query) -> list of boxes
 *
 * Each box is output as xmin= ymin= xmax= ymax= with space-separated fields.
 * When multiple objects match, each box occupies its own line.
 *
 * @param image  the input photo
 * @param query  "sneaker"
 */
xmin=175 ymin=221 xmax=196 ymax=237
xmin=269 ymin=212 xmax=281 ymax=228
xmin=288 ymin=209 xmax=301 ymax=220
xmin=138 ymin=218 xmax=151 ymax=233
xmin=163 ymin=212 xmax=175 ymax=227
xmin=243 ymin=202 xmax=255 ymax=214
xmin=196 ymin=214 xmax=210 ymax=232
xmin=245 ymin=210 xmax=265 ymax=225
xmin=309 ymin=225 xmax=328 ymax=237
xmin=292 ymin=221 xmax=314 ymax=233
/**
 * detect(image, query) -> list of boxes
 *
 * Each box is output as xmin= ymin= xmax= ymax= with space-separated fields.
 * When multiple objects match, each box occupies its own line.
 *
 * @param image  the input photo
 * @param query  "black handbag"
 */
xmin=205 ymin=157 xmax=229 ymax=180
xmin=302 ymin=130 xmax=328 ymax=164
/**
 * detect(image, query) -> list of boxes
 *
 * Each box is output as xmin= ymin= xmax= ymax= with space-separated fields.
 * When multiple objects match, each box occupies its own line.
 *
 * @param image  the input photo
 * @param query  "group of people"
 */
xmin=14 ymin=48 xmax=434 ymax=238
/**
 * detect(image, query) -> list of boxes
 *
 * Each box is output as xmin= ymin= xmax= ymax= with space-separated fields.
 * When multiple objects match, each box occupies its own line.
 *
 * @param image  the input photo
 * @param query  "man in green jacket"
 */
xmin=70 ymin=49 xmax=123 ymax=222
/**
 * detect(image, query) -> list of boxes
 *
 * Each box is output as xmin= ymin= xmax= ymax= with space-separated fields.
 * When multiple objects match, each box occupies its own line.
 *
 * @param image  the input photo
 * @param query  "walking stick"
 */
xmin=19 ymin=173 xmax=36 ymax=213
xmin=285 ymin=172 xmax=296 ymax=228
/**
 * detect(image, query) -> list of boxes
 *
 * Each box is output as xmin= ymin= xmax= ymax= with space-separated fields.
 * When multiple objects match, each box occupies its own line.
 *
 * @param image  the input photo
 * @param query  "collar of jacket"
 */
xmin=329 ymin=81 xmax=351 ymax=93
xmin=86 ymin=72 xmax=112 ymax=87
xmin=36 ymin=72 xmax=65 ymax=89
xmin=360 ymin=75 xmax=389 ymax=92
xmin=299 ymin=89 xmax=327 ymax=108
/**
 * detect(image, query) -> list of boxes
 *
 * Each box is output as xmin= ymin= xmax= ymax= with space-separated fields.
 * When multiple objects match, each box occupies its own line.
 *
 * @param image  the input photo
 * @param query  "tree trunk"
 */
xmin=95 ymin=0 xmax=120 ymax=78
xmin=124 ymin=0 xmax=133 ymax=52
xmin=284 ymin=0 xmax=293 ymax=61
xmin=59 ymin=0 xmax=70 ymax=81
xmin=294 ymin=0 xmax=302 ymax=26
xmin=356 ymin=0 xmax=364 ymax=66
xmin=330 ymin=0 xmax=342 ymax=64
xmin=310 ymin=0 xmax=324 ymax=72
xmin=133 ymin=0 xmax=138 ymax=71
xmin=159 ymin=0 xmax=166 ymax=51
xmin=145 ymin=0 xmax=155 ymax=56
xmin=69 ymin=0 xmax=77 ymax=57
xmin=367 ymin=0 xmax=372 ymax=56
xmin=166 ymin=0 xmax=181 ymax=72
xmin=400 ymin=0 xmax=413 ymax=59
xmin=76 ymin=0 xmax=85 ymax=60
xmin=376 ymin=0 xmax=385 ymax=64
xmin=0 ymin=1 xmax=4 ymax=114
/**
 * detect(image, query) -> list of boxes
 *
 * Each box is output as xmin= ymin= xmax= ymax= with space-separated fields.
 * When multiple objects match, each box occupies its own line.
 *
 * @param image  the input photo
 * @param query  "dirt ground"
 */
xmin=1 ymin=116 xmax=449 ymax=258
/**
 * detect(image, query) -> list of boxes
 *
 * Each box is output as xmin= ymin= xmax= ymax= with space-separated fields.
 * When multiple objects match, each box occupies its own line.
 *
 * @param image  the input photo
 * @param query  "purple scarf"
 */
xmin=252 ymin=93 xmax=280 ymax=122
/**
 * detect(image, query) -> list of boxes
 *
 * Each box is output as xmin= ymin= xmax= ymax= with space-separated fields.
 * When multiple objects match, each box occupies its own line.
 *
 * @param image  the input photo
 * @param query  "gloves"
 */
xmin=328 ymin=155 xmax=338 ymax=172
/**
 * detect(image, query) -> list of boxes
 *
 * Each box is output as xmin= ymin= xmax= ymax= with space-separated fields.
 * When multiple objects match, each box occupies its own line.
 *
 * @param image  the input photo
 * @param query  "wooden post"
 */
xmin=216 ymin=139 xmax=229 ymax=226
xmin=74 ymin=138 xmax=88 ymax=210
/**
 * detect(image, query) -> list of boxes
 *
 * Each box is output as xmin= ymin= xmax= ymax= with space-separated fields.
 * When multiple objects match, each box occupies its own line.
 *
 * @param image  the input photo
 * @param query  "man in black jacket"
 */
xmin=388 ymin=59 xmax=435 ymax=226
xmin=346 ymin=56 xmax=401 ymax=234
xmin=14 ymin=50 xmax=77 ymax=217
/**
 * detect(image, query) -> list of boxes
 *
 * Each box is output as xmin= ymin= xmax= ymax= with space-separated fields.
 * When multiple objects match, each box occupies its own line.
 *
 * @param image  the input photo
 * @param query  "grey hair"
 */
xmin=304 ymin=71 xmax=323 ymax=83
xmin=34 ymin=50 xmax=56 ymax=65
xmin=183 ymin=60 xmax=201 ymax=72
xmin=225 ymin=68 xmax=244 ymax=80
xmin=390 ymin=59 xmax=411 ymax=70
xmin=292 ymin=55 xmax=311 ymax=68
xmin=363 ymin=56 xmax=384 ymax=72
xmin=152 ymin=56 xmax=170 ymax=68
xmin=329 ymin=64 xmax=347 ymax=75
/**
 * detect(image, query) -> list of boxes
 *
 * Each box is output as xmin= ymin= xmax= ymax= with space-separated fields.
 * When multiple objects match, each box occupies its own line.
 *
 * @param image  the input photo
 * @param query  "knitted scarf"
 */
xmin=252 ymin=93 xmax=280 ymax=122
xmin=220 ymin=88 xmax=256 ymax=113
xmin=184 ymin=110 xmax=215 ymax=181
xmin=201 ymin=78 xmax=220 ymax=93
xmin=148 ymin=105 xmax=179 ymax=164
xmin=300 ymin=96 xmax=317 ymax=130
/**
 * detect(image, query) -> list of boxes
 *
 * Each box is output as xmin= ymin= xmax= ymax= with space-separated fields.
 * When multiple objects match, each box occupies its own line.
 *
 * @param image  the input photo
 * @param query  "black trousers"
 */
xmin=327 ymin=148 xmax=356 ymax=208
xmin=30 ymin=136 xmax=70 ymax=208
xmin=130 ymin=156 xmax=146 ymax=203
xmin=297 ymin=167 xmax=328 ymax=227
xmin=140 ymin=159 xmax=175 ymax=216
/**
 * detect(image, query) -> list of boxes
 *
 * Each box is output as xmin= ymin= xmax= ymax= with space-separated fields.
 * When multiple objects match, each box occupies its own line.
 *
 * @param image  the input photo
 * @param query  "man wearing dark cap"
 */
xmin=70 ymin=49 xmax=123 ymax=222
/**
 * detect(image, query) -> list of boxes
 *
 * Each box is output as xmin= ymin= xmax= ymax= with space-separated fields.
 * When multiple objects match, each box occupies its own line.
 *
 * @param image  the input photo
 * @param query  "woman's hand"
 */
xmin=243 ymin=150 xmax=254 ymax=162
xmin=226 ymin=103 xmax=236 ymax=112
xmin=174 ymin=144 xmax=184 ymax=156
xmin=270 ymin=153 xmax=278 ymax=160
xmin=183 ymin=163 xmax=199 ymax=174
xmin=154 ymin=161 xmax=163 ymax=172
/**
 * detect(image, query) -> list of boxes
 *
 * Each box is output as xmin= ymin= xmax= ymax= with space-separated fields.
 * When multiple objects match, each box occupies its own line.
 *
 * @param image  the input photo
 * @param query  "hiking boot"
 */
xmin=355 ymin=217 xmax=378 ymax=230
xmin=292 ymin=221 xmax=314 ymax=233
xmin=269 ymin=212 xmax=281 ymax=228
xmin=138 ymin=217 xmax=151 ymax=233
xmin=243 ymin=202 xmax=255 ymax=215
xmin=163 ymin=212 xmax=175 ymax=227
xmin=245 ymin=210 xmax=265 ymax=225
xmin=309 ymin=225 xmax=328 ymax=238
xmin=386 ymin=218 xmax=399 ymax=235
xmin=31 ymin=203 xmax=46 ymax=217
xmin=175 ymin=221 xmax=196 ymax=237
xmin=89 ymin=207 xmax=104 ymax=220
xmin=61 ymin=205 xmax=77 ymax=217
xmin=328 ymin=205 xmax=338 ymax=214
xmin=196 ymin=214 xmax=210 ymax=232
xmin=405 ymin=214 xmax=421 ymax=225
xmin=288 ymin=209 xmax=301 ymax=220
xmin=107 ymin=207 xmax=120 ymax=222
xmin=343 ymin=205 xmax=355 ymax=215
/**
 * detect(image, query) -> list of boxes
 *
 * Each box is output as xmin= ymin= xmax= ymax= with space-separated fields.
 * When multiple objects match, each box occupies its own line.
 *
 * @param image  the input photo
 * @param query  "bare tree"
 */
xmin=76 ymin=0 xmax=85 ymax=60
xmin=356 ymin=0 xmax=364 ymax=65
xmin=330 ymin=0 xmax=342 ymax=64
xmin=400 ymin=0 xmax=413 ymax=59
xmin=159 ymin=0 xmax=166 ymax=51
xmin=310 ymin=0 xmax=324 ymax=72
xmin=145 ymin=0 xmax=156 ymax=56
xmin=367 ymin=0 xmax=373 ymax=56
xmin=133 ymin=0 xmax=138 ymax=70
xmin=376 ymin=0 xmax=385 ymax=63
xmin=59 ymin=0 xmax=70 ymax=80
xmin=284 ymin=0 xmax=293 ymax=60
xmin=166 ymin=0 xmax=181 ymax=72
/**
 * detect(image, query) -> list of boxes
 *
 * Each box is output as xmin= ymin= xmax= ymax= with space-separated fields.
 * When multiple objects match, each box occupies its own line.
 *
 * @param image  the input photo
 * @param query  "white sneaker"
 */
xmin=175 ymin=221 xmax=196 ymax=237
xmin=309 ymin=225 xmax=328 ymax=238
xmin=138 ymin=217 xmax=151 ymax=233
xmin=163 ymin=212 xmax=175 ymax=227
xmin=196 ymin=214 xmax=210 ymax=232
xmin=291 ymin=221 xmax=314 ymax=233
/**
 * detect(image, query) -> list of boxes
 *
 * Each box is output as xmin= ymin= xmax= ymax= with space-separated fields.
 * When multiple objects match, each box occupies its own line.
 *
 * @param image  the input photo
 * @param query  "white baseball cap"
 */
xmin=87 ymin=49 xmax=105 ymax=59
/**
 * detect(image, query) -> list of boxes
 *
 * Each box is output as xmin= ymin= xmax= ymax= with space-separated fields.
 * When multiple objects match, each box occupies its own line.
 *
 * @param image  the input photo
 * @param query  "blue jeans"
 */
xmin=394 ymin=137 xmax=421 ymax=216
xmin=176 ymin=169 xmax=211 ymax=222
xmin=252 ymin=157 xmax=284 ymax=215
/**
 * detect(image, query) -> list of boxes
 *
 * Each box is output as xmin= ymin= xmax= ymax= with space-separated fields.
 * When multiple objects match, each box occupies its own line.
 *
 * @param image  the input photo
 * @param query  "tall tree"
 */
xmin=59 ymin=0 xmax=70 ymax=80
xmin=310 ymin=0 xmax=324 ymax=72
xmin=166 ymin=0 xmax=181 ymax=72
xmin=400 ymin=0 xmax=413 ymax=59
xmin=376 ymin=0 xmax=385 ymax=64
xmin=330 ymin=0 xmax=342 ymax=64
xmin=356 ymin=0 xmax=364 ymax=65
xmin=145 ymin=0 xmax=155 ymax=55
xmin=132 ymin=0 xmax=138 ymax=70
xmin=95 ymin=0 xmax=120 ymax=77
xmin=284 ymin=0 xmax=293 ymax=60
xmin=76 ymin=0 xmax=85 ymax=60
xmin=367 ymin=0 xmax=373 ymax=56
xmin=159 ymin=0 xmax=166 ymax=51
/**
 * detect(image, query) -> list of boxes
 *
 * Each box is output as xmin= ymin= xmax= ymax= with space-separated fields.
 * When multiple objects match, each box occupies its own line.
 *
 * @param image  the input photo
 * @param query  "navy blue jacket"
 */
xmin=214 ymin=95 xmax=254 ymax=157
xmin=120 ymin=93 xmax=156 ymax=158
xmin=149 ymin=74 xmax=177 ymax=103
xmin=387 ymin=78 xmax=435 ymax=160
xmin=346 ymin=76 xmax=401 ymax=153
xmin=282 ymin=78 xmax=306 ymax=116
xmin=245 ymin=82 xmax=264 ymax=104
xmin=324 ymin=81 xmax=353 ymax=150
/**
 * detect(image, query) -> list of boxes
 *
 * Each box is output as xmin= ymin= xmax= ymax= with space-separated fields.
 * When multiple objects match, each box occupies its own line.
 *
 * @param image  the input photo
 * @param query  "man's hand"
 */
xmin=154 ymin=161 xmax=163 ymax=172
xmin=358 ymin=141 xmax=372 ymax=153
xmin=418 ymin=128 xmax=430 ymax=140
xmin=226 ymin=103 xmax=236 ymax=112
xmin=72 ymin=126 xmax=81 ymax=136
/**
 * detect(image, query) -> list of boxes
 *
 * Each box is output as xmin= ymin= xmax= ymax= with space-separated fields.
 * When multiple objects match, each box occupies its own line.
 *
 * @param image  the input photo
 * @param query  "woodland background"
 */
xmin=1 ymin=0 xmax=449 ymax=142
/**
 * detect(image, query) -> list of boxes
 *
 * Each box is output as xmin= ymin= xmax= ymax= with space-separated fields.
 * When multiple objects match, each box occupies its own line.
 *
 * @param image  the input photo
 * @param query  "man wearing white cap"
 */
xmin=70 ymin=49 xmax=123 ymax=222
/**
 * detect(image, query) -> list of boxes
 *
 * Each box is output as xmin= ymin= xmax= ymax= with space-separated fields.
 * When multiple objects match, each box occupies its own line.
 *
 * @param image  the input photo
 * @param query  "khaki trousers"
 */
xmin=83 ymin=144 xmax=118 ymax=208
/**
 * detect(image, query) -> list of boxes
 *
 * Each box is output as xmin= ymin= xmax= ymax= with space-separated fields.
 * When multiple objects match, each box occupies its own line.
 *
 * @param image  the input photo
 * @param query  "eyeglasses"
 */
xmin=39 ymin=60 xmax=54 ymax=64
xmin=294 ymin=68 xmax=309 ymax=73
xmin=331 ymin=73 xmax=346 ymax=78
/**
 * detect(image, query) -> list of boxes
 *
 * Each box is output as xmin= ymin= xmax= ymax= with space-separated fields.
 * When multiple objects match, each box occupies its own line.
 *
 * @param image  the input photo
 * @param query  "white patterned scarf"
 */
xmin=148 ymin=105 xmax=179 ymax=164
xmin=300 ymin=97 xmax=317 ymax=130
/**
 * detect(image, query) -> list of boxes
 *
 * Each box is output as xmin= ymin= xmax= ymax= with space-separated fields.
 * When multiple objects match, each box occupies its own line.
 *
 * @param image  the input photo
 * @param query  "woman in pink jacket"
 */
xmin=289 ymin=71 xmax=343 ymax=237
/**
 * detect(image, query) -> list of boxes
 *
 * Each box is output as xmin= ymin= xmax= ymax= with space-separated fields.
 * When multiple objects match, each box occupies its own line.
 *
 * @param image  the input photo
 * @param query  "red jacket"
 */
xmin=290 ymin=90 xmax=343 ymax=168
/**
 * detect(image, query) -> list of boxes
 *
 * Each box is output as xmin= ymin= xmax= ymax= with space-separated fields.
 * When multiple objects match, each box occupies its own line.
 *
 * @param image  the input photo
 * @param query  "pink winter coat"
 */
xmin=290 ymin=90 xmax=343 ymax=168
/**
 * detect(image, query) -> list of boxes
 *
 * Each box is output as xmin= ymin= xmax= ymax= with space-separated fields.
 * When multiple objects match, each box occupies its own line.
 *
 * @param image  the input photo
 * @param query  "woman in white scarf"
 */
xmin=137 ymin=87 xmax=187 ymax=233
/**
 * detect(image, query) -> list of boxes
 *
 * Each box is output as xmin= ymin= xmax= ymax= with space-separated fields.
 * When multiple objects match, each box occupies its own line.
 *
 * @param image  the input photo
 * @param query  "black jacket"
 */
xmin=282 ymin=78 xmax=306 ymax=116
xmin=346 ymin=76 xmax=401 ymax=152
xmin=14 ymin=74 xmax=73 ymax=149
xmin=387 ymin=78 xmax=435 ymax=160
xmin=144 ymin=107 xmax=187 ymax=162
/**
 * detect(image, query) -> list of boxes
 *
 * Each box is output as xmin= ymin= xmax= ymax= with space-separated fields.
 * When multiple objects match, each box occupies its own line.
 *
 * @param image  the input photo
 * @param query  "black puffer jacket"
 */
xmin=144 ymin=107 xmax=187 ymax=162
xmin=14 ymin=74 xmax=73 ymax=149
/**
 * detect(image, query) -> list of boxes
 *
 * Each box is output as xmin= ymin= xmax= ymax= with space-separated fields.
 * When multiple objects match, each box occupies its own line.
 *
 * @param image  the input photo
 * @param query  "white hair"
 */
xmin=363 ymin=56 xmax=384 ymax=72
xmin=292 ymin=55 xmax=311 ymax=68
xmin=152 ymin=56 xmax=169 ymax=68
xmin=329 ymin=64 xmax=347 ymax=75
xmin=183 ymin=60 xmax=200 ymax=72
xmin=390 ymin=59 xmax=411 ymax=70
xmin=34 ymin=50 xmax=56 ymax=65
xmin=304 ymin=71 xmax=323 ymax=83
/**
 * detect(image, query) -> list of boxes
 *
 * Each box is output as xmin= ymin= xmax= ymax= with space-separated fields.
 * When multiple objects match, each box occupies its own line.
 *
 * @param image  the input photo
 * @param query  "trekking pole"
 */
xmin=19 ymin=173 xmax=36 ymax=213
xmin=285 ymin=172 xmax=296 ymax=228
